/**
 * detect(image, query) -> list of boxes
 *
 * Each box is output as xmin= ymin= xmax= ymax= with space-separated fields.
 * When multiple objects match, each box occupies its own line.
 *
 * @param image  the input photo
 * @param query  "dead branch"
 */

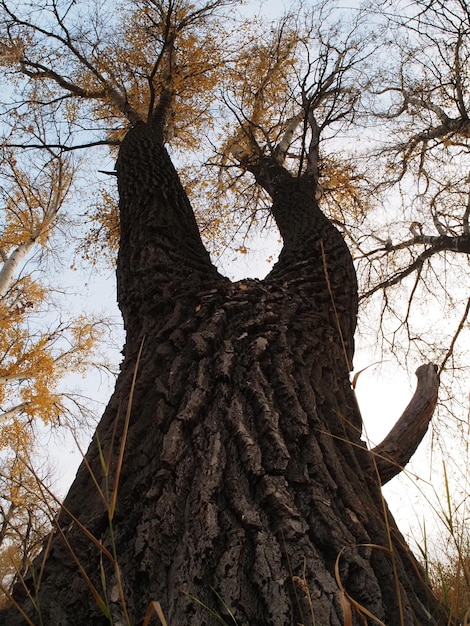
xmin=370 ymin=363 xmax=439 ymax=485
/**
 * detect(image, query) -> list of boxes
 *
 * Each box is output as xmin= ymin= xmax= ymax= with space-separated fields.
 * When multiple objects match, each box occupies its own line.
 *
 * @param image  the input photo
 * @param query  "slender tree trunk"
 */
xmin=1 ymin=122 xmax=451 ymax=625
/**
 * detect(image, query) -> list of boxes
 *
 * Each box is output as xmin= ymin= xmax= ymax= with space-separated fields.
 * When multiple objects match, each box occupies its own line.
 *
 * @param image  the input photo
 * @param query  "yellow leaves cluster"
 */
xmin=0 ymin=0 xmax=376 ymax=268
xmin=78 ymin=188 xmax=120 ymax=267
xmin=0 ymin=37 xmax=24 ymax=65
xmin=0 ymin=145 xmax=108 ymax=608
xmin=319 ymin=155 xmax=373 ymax=223
xmin=2 ymin=201 xmax=40 ymax=250
xmin=114 ymin=2 xmax=227 ymax=146
xmin=0 ymin=283 xmax=104 ymax=598
xmin=218 ymin=16 xmax=301 ymax=160
xmin=0 ymin=286 xmax=103 ymax=435
xmin=0 ymin=147 xmax=104 ymax=518
xmin=0 ymin=151 xmax=72 ymax=255
xmin=22 ymin=0 xmax=232 ymax=150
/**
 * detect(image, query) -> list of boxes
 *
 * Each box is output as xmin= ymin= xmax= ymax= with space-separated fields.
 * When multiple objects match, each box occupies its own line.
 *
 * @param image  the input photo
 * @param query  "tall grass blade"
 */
xmin=143 ymin=601 xmax=169 ymax=626
xmin=183 ymin=590 xmax=232 ymax=626
xmin=110 ymin=336 xmax=145 ymax=519
xmin=442 ymin=461 xmax=453 ymax=533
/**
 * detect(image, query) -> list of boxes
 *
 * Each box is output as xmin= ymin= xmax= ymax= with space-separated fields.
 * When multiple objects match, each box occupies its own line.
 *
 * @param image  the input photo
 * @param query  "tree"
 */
xmin=0 ymin=0 xmax=455 ymax=623
xmin=357 ymin=0 xmax=470 ymax=376
xmin=0 ymin=457 xmax=58 ymax=608
xmin=0 ymin=109 xmax=109 ymax=600
xmin=351 ymin=0 xmax=470 ymax=538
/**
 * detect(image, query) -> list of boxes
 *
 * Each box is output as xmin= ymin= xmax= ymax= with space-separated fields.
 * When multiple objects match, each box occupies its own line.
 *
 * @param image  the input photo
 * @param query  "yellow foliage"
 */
xmin=78 ymin=189 xmax=120 ymax=267
xmin=319 ymin=155 xmax=373 ymax=223
xmin=0 ymin=301 xmax=104 ymax=434
xmin=0 ymin=261 xmax=102 ymax=593
xmin=35 ymin=0 xmax=235 ymax=150
xmin=0 ymin=0 xmax=376 ymax=265
xmin=0 ymin=158 xmax=105 ymax=447
xmin=0 ymin=37 xmax=24 ymax=64
xmin=0 ymin=150 xmax=72 ymax=256
xmin=0 ymin=458 xmax=57 ymax=603
xmin=0 ymin=136 xmax=103 ymax=601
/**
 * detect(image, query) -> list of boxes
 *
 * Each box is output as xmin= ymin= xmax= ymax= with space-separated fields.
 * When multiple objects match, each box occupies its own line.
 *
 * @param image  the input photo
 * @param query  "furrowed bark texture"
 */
xmin=1 ymin=123 xmax=450 ymax=625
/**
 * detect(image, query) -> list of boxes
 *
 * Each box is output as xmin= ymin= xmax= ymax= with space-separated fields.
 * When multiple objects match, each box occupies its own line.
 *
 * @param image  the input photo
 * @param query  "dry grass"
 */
xmin=415 ymin=461 xmax=470 ymax=624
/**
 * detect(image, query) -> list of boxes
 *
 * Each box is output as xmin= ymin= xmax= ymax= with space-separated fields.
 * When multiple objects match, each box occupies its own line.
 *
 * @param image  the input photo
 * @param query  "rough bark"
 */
xmin=0 ymin=122 xmax=451 ymax=625
xmin=371 ymin=364 xmax=440 ymax=485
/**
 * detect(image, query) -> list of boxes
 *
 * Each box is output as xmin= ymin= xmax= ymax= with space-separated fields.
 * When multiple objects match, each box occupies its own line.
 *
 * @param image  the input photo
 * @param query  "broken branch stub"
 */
xmin=370 ymin=364 xmax=439 ymax=485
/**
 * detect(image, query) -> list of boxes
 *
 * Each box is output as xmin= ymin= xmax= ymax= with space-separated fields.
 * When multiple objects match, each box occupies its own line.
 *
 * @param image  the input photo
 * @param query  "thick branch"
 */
xmin=406 ymin=115 xmax=470 ymax=147
xmin=0 ymin=239 xmax=35 ymax=297
xmin=150 ymin=86 xmax=175 ymax=144
xmin=0 ymin=402 xmax=30 ymax=423
xmin=370 ymin=364 xmax=439 ymax=485
xmin=1 ymin=0 xmax=143 ymax=125
xmin=116 ymin=121 xmax=220 ymax=330
xmin=0 ymin=158 xmax=69 ymax=296
xmin=4 ymin=139 xmax=120 ymax=151
xmin=20 ymin=58 xmax=142 ymax=125
xmin=20 ymin=60 xmax=107 ymax=99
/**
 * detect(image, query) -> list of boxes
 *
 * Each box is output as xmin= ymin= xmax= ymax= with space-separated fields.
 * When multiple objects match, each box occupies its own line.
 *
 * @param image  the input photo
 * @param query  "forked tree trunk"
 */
xmin=1 ymin=123 xmax=450 ymax=625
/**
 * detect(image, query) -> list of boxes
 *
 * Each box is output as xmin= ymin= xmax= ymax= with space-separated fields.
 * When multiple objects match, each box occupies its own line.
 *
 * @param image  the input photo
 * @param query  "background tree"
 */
xmin=357 ymin=0 xmax=470 ymax=379
xmin=349 ymin=0 xmax=470 ymax=565
xmin=0 ymin=458 xmax=58 ymax=608
xmin=0 ymin=124 xmax=111 ymax=600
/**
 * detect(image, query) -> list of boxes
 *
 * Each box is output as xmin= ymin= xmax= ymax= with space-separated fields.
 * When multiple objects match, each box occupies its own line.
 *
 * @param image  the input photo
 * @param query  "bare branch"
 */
xmin=439 ymin=297 xmax=470 ymax=374
xmin=362 ymin=232 xmax=470 ymax=299
xmin=370 ymin=364 xmax=439 ymax=485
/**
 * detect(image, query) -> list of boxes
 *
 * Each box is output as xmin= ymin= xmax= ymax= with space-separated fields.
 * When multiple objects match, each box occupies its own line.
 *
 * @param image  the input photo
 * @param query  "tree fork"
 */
xmin=0 ymin=123 xmax=452 ymax=625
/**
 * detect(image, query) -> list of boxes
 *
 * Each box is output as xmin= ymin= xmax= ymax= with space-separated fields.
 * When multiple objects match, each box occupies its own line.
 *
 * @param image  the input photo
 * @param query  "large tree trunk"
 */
xmin=1 ymin=122 xmax=450 ymax=625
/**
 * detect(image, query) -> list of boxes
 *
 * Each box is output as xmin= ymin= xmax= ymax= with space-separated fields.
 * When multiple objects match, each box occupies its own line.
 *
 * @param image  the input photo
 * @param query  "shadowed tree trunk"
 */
xmin=0 ymin=121 xmax=451 ymax=625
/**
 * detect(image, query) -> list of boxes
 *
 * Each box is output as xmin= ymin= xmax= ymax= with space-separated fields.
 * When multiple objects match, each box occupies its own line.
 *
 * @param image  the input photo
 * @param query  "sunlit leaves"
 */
xmin=78 ymin=187 xmax=120 ymax=267
xmin=0 ymin=0 xmax=239 ymax=148
xmin=0 ymin=149 xmax=72 ymax=252
xmin=0 ymin=0 xmax=380 ymax=262
xmin=192 ymin=3 xmax=378 ymax=249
